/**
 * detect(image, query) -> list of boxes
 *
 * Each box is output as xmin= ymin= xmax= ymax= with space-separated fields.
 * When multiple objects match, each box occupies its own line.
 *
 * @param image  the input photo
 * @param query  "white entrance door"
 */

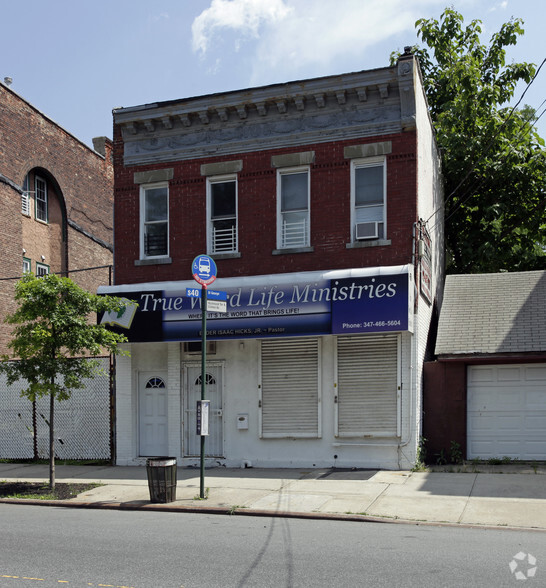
xmin=467 ymin=364 xmax=546 ymax=460
xmin=184 ymin=363 xmax=224 ymax=457
xmin=139 ymin=373 xmax=168 ymax=457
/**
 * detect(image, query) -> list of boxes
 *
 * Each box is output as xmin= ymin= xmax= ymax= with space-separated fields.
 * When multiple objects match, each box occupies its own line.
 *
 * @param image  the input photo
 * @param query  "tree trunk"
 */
xmin=49 ymin=388 xmax=55 ymax=490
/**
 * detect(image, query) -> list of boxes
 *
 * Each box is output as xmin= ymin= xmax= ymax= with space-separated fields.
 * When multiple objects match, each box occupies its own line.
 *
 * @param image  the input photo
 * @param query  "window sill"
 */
xmin=134 ymin=256 xmax=172 ymax=266
xmin=346 ymin=239 xmax=391 ymax=249
xmin=210 ymin=252 xmax=241 ymax=260
xmin=272 ymin=246 xmax=314 ymax=255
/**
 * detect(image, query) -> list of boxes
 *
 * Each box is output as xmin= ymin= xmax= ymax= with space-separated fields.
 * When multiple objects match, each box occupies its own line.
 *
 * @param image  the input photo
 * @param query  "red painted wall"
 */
xmin=423 ymin=361 xmax=467 ymax=462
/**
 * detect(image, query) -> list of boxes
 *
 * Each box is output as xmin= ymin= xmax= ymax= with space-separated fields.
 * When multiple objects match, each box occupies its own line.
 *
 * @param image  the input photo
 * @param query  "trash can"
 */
xmin=146 ymin=457 xmax=177 ymax=503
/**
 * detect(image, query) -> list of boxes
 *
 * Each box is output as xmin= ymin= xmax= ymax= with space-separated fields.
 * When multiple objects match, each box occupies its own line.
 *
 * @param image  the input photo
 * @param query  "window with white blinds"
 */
xmin=260 ymin=338 xmax=321 ymax=438
xmin=336 ymin=335 xmax=399 ymax=437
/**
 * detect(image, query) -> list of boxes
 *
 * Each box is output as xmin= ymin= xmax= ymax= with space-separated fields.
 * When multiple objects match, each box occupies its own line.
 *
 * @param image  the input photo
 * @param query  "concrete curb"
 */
xmin=2 ymin=497 xmax=545 ymax=533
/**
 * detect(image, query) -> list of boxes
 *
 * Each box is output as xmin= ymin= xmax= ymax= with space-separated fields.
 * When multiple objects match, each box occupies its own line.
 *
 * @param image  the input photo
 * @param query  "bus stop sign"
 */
xmin=192 ymin=254 xmax=217 ymax=286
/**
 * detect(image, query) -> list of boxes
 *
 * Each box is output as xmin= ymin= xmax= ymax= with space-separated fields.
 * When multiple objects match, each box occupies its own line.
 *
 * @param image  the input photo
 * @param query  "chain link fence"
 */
xmin=0 ymin=357 xmax=112 ymax=460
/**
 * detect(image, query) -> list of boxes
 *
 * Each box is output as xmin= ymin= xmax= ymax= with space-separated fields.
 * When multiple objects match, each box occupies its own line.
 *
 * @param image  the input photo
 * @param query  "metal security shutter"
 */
xmin=336 ymin=335 xmax=399 ymax=437
xmin=260 ymin=338 xmax=320 ymax=438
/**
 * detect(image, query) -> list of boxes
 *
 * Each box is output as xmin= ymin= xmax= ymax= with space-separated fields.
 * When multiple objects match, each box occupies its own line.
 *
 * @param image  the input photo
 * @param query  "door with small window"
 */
xmin=138 ymin=373 xmax=168 ymax=456
xmin=184 ymin=363 xmax=224 ymax=457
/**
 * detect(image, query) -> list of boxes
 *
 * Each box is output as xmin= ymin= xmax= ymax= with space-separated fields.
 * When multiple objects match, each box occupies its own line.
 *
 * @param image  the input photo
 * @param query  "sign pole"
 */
xmin=200 ymin=285 xmax=207 ymax=499
xmin=191 ymin=254 xmax=217 ymax=501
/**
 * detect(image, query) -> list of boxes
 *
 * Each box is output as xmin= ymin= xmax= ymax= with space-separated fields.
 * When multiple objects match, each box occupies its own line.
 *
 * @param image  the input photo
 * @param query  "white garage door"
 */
xmin=467 ymin=364 xmax=546 ymax=460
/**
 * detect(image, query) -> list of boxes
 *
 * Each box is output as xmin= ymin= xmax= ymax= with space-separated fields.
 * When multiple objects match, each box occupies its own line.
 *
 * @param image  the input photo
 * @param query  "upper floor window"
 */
xmin=36 ymin=262 xmax=49 ymax=277
xmin=140 ymin=183 xmax=169 ymax=259
xmin=277 ymin=167 xmax=310 ymax=249
xmin=208 ymin=176 xmax=237 ymax=254
xmin=22 ymin=258 xmax=31 ymax=274
xmin=35 ymin=176 xmax=48 ymax=222
xmin=352 ymin=158 xmax=386 ymax=242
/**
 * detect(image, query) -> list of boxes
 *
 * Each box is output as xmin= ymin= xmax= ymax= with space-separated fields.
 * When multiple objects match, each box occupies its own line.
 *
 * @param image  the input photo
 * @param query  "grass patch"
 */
xmin=193 ymin=487 xmax=210 ymax=500
xmin=0 ymin=481 xmax=101 ymax=500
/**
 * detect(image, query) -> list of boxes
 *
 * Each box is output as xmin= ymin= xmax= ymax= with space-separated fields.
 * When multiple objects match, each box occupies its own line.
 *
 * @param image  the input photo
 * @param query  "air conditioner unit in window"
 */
xmin=355 ymin=221 xmax=379 ymax=240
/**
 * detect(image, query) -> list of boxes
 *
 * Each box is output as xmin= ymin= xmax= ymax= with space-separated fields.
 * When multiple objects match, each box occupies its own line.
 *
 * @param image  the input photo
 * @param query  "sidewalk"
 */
xmin=1 ymin=462 xmax=546 ymax=530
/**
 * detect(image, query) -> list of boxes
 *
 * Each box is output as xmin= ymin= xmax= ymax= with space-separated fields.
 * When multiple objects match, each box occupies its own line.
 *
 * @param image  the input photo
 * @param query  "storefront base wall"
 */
xmin=422 ymin=361 xmax=466 ymax=463
xmin=115 ymin=335 xmax=419 ymax=470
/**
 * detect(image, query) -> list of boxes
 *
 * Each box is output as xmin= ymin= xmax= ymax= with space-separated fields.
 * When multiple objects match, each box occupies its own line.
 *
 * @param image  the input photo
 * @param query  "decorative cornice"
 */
xmin=114 ymin=60 xmax=418 ymax=166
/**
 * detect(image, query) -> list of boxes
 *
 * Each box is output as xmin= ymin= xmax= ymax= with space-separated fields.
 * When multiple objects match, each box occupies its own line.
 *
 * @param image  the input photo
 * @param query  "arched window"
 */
xmin=145 ymin=377 xmax=166 ymax=389
xmin=194 ymin=373 xmax=216 ymax=386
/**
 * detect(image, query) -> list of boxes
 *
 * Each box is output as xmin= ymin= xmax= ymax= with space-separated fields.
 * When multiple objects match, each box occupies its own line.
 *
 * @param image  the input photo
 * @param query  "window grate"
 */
xmin=212 ymin=225 xmax=237 ymax=253
xmin=144 ymin=232 xmax=168 ymax=257
xmin=282 ymin=218 xmax=308 ymax=248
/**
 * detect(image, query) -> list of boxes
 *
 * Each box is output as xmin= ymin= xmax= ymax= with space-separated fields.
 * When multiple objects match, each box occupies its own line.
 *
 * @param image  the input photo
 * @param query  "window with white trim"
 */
xmin=35 ymin=176 xmax=48 ymax=222
xmin=277 ymin=167 xmax=310 ymax=249
xmin=22 ymin=258 xmax=31 ymax=274
xmin=259 ymin=338 xmax=320 ymax=438
xmin=351 ymin=158 xmax=386 ymax=241
xmin=335 ymin=334 xmax=400 ymax=437
xmin=36 ymin=262 xmax=49 ymax=277
xmin=140 ymin=182 xmax=169 ymax=259
xmin=207 ymin=176 xmax=237 ymax=254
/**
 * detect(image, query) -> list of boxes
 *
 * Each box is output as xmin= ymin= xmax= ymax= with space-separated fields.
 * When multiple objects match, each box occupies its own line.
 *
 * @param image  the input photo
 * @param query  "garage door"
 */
xmin=467 ymin=364 xmax=546 ymax=460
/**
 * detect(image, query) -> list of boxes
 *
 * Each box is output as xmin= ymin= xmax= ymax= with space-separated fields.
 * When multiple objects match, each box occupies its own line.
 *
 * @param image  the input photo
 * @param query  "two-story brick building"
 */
xmin=100 ymin=51 xmax=444 ymax=469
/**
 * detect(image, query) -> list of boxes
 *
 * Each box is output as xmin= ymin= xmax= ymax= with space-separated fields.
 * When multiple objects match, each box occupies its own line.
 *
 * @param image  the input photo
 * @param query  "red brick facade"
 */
xmin=112 ymin=129 xmax=418 ymax=285
xmin=0 ymin=81 xmax=114 ymax=354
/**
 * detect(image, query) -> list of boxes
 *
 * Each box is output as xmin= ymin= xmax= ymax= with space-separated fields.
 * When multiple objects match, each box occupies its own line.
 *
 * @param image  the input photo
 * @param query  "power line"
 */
xmin=425 ymin=57 xmax=546 ymax=233
xmin=0 ymin=265 xmax=113 ymax=282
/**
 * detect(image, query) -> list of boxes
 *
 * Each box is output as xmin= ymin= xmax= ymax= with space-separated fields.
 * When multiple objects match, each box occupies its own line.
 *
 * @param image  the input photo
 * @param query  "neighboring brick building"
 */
xmin=0 ymin=79 xmax=114 ymax=353
xmin=0 ymin=79 xmax=114 ymax=460
xmin=101 ymin=51 xmax=445 ymax=469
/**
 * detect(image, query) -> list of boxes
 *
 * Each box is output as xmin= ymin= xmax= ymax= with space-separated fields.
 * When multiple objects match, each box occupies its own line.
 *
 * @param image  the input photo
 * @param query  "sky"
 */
xmin=2 ymin=0 xmax=545 ymax=148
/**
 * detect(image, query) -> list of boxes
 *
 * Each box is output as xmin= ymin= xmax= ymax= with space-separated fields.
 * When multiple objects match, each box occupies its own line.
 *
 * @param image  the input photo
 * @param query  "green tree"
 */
xmin=394 ymin=8 xmax=545 ymax=273
xmin=0 ymin=273 xmax=130 ymax=489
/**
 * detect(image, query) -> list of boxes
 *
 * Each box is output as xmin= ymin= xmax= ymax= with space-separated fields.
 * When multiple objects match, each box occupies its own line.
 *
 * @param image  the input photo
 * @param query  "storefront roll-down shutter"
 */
xmin=336 ymin=334 xmax=400 ymax=437
xmin=259 ymin=338 xmax=321 ymax=438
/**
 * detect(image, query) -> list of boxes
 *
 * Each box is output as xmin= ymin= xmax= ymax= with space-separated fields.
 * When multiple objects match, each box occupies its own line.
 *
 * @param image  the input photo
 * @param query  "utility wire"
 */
xmin=425 ymin=57 xmax=546 ymax=232
xmin=430 ymin=57 xmax=546 ymax=227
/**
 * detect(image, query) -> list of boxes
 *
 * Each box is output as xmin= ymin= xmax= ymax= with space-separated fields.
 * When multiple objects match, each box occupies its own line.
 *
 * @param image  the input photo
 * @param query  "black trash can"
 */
xmin=146 ymin=457 xmax=177 ymax=503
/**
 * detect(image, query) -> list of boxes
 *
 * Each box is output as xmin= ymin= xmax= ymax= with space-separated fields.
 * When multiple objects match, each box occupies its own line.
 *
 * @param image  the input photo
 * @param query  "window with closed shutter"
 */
xmin=336 ymin=335 xmax=399 ymax=437
xmin=260 ymin=338 xmax=320 ymax=438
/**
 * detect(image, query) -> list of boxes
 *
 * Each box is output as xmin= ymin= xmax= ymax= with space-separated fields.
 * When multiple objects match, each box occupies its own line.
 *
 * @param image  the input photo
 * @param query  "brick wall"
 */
xmin=113 ymin=127 xmax=418 ymax=285
xmin=0 ymin=83 xmax=114 ymax=354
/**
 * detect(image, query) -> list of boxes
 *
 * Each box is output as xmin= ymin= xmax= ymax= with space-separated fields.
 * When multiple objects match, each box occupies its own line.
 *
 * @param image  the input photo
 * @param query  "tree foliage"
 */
xmin=395 ymin=8 xmax=546 ymax=273
xmin=0 ymin=273 xmax=130 ymax=488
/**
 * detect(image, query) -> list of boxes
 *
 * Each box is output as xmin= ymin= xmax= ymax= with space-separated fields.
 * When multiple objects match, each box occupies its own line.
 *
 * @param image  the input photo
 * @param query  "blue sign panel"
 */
xmin=100 ymin=268 xmax=413 ymax=343
xmin=207 ymin=290 xmax=227 ymax=301
xmin=192 ymin=255 xmax=217 ymax=286
xmin=186 ymin=288 xmax=228 ymax=301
